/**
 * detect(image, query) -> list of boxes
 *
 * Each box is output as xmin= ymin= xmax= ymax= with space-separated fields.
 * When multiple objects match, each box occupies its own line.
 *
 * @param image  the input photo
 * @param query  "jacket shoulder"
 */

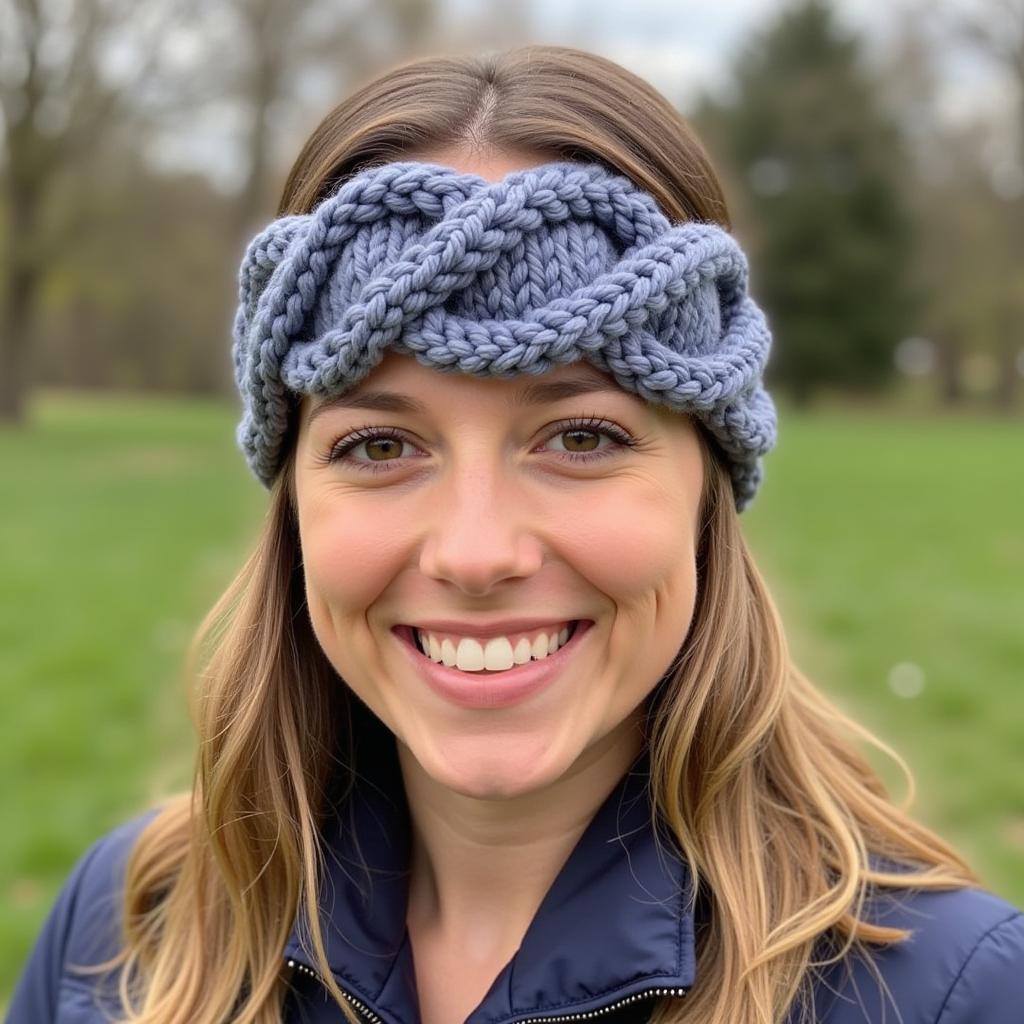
xmin=925 ymin=891 xmax=1024 ymax=1023
xmin=812 ymin=884 xmax=1024 ymax=1024
xmin=5 ymin=808 xmax=159 ymax=1024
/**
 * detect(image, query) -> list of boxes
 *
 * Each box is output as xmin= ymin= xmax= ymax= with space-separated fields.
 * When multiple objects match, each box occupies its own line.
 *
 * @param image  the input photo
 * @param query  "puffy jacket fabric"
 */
xmin=7 ymin=743 xmax=1024 ymax=1024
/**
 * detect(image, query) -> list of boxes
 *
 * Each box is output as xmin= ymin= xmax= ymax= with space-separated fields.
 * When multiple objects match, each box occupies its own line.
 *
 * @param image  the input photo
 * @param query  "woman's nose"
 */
xmin=416 ymin=462 xmax=544 ymax=595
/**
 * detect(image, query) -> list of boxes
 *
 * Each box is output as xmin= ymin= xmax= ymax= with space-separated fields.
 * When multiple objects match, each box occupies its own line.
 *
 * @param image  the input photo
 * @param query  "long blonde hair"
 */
xmin=83 ymin=44 xmax=976 ymax=1024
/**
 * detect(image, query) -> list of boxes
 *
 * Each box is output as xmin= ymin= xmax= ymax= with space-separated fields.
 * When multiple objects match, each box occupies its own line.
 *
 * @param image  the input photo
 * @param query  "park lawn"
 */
xmin=1 ymin=390 xmax=1021 ymax=1004
xmin=0 ymin=390 xmax=265 ymax=1000
xmin=744 ymin=403 xmax=1024 ymax=896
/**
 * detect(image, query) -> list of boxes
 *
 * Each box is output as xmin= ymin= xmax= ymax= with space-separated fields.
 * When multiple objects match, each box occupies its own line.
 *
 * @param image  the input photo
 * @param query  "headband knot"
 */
xmin=232 ymin=160 xmax=777 ymax=511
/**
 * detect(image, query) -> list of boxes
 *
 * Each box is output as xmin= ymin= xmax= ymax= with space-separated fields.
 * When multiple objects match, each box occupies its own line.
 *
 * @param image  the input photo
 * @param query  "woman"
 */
xmin=7 ymin=45 xmax=1023 ymax=1024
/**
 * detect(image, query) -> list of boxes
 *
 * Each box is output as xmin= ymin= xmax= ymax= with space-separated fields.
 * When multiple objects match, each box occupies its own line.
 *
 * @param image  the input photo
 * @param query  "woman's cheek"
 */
xmin=299 ymin=508 xmax=404 ymax=648
xmin=561 ymin=483 xmax=695 ymax=602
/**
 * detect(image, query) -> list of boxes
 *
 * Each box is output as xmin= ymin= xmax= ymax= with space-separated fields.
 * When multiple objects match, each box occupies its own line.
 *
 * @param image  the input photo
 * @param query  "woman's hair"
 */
xmin=83 ymin=44 xmax=976 ymax=1024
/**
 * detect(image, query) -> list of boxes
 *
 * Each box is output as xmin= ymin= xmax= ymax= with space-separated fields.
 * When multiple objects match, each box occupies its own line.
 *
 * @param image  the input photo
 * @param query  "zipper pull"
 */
xmin=285 ymin=958 xmax=386 ymax=1023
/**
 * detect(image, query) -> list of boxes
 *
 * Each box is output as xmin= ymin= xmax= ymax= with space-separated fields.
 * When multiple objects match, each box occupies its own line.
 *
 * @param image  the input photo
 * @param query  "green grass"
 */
xmin=0 ymin=390 xmax=265 ymax=1001
xmin=1 ymin=390 xmax=1021 ymax=1004
xmin=743 ymin=402 xmax=1024 ymax=898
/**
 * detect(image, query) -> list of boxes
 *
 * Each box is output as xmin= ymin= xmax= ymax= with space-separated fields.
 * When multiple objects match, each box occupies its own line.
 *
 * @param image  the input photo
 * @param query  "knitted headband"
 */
xmin=232 ymin=159 xmax=777 ymax=511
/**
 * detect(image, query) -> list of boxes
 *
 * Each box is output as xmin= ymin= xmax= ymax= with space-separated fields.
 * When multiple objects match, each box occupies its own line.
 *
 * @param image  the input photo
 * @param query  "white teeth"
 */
xmin=413 ymin=624 xmax=576 ymax=672
xmin=482 ymin=637 xmax=515 ymax=671
xmin=455 ymin=638 xmax=485 ymax=671
xmin=441 ymin=637 xmax=457 ymax=666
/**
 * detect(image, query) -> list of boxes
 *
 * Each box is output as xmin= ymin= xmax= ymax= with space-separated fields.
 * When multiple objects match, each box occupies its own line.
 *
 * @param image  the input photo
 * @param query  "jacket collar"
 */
xmin=284 ymin=721 xmax=695 ymax=1024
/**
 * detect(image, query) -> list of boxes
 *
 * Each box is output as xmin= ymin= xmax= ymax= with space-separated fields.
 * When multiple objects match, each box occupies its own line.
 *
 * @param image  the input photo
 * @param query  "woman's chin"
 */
xmin=406 ymin=733 xmax=572 ymax=801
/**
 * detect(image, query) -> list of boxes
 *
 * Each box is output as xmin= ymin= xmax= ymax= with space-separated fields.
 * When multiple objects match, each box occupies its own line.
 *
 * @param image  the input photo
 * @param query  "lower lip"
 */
xmin=392 ymin=620 xmax=594 ymax=710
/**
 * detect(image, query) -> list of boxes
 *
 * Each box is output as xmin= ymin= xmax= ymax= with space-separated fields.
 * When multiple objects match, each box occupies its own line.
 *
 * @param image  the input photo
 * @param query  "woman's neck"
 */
xmin=398 ymin=720 xmax=645 ymax=966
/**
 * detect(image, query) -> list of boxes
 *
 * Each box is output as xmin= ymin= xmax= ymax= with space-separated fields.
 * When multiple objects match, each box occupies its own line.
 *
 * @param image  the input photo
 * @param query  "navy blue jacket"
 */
xmin=7 ymin=738 xmax=1024 ymax=1023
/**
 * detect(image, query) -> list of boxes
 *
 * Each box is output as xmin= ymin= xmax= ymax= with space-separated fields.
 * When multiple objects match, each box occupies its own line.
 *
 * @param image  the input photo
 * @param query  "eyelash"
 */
xmin=319 ymin=415 xmax=641 ymax=475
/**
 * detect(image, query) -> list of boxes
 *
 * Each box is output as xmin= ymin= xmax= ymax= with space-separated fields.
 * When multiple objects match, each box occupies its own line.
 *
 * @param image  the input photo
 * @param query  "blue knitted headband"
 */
xmin=232 ymin=159 xmax=777 ymax=511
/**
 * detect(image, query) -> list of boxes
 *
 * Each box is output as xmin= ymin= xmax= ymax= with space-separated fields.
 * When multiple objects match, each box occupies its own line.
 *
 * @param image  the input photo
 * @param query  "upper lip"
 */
xmin=398 ymin=617 xmax=585 ymax=639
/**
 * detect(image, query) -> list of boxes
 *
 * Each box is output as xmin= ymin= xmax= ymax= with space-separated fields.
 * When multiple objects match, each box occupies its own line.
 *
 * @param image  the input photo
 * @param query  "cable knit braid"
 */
xmin=232 ymin=159 xmax=777 ymax=512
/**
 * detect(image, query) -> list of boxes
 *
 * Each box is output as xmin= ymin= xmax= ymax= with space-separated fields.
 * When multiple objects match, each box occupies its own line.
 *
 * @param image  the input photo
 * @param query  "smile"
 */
xmin=392 ymin=620 xmax=595 ymax=710
xmin=411 ymin=621 xmax=579 ymax=672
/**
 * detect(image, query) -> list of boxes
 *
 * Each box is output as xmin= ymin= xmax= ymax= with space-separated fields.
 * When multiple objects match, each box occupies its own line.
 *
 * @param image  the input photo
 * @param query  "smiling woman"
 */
xmin=8 ymin=43 xmax=1023 ymax=1024
xmin=292 ymin=352 xmax=704 ymax=803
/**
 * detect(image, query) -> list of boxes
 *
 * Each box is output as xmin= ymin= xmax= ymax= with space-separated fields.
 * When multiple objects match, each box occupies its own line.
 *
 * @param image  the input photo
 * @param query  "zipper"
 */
xmin=286 ymin=958 xmax=383 ymax=1023
xmin=507 ymin=987 xmax=688 ymax=1023
xmin=286 ymin=957 xmax=686 ymax=1024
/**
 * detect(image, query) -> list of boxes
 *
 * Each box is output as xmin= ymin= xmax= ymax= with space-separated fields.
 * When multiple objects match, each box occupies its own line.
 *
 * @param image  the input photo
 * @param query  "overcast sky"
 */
xmin=533 ymin=0 xmax=1012 ymax=115
xmin=144 ymin=0 xmax=1019 ymax=192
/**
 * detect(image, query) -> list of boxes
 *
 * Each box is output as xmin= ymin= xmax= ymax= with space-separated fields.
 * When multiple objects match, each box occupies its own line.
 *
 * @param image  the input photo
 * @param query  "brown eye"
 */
xmin=363 ymin=437 xmax=404 ymax=462
xmin=541 ymin=416 xmax=638 ymax=464
xmin=326 ymin=427 xmax=416 ymax=472
xmin=323 ymin=415 xmax=639 ymax=475
xmin=559 ymin=429 xmax=602 ymax=453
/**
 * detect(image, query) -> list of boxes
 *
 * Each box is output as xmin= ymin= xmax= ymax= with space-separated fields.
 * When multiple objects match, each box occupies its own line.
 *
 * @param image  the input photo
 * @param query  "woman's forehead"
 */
xmin=300 ymin=353 xmax=633 ymax=420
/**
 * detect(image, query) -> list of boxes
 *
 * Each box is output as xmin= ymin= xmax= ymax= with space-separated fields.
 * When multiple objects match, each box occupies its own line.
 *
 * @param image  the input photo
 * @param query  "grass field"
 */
xmin=2 ymin=390 xmax=1022 ymax=1003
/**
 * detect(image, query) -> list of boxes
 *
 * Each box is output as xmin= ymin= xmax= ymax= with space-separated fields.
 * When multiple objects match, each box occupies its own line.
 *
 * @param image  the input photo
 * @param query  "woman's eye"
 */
xmin=322 ymin=428 xmax=417 ymax=473
xmin=545 ymin=427 xmax=613 ymax=455
xmin=323 ymin=417 xmax=639 ymax=475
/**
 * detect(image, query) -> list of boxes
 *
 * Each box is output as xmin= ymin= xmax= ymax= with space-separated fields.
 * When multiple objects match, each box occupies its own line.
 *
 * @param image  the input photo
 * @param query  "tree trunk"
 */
xmin=933 ymin=326 xmax=964 ymax=406
xmin=0 ymin=176 xmax=42 ymax=424
xmin=0 ymin=287 xmax=31 ymax=423
xmin=992 ymin=305 xmax=1020 ymax=413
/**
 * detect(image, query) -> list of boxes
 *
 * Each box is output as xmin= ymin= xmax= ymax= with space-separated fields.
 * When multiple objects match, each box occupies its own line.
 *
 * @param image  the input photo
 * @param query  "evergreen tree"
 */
xmin=697 ymin=0 xmax=919 ymax=405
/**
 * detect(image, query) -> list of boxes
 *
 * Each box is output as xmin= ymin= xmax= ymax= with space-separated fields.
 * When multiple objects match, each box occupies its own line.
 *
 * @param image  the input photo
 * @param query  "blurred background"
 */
xmin=1 ymin=0 xmax=1022 ymax=1001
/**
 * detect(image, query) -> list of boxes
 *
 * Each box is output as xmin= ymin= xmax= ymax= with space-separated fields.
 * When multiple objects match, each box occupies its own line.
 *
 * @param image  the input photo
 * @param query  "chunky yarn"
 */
xmin=232 ymin=159 xmax=777 ymax=511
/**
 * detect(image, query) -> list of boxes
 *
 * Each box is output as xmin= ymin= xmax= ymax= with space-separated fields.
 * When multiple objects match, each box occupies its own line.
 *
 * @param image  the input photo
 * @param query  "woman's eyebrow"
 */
xmin=306 ymin=374 xmax=624 ymax=425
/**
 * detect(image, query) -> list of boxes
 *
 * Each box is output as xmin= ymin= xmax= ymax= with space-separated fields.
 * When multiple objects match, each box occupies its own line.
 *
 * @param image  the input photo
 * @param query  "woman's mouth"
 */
xmin=409 ymin=620 xmax=582 ymax=671
xmin=391 ymin=620 xmax=594 ymax=709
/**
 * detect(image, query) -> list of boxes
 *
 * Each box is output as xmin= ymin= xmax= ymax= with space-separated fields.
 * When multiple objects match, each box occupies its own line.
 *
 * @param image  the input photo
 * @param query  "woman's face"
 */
xmin=291 ymin=150 xmax=705 ymax=801
xmin=293 ymin=349 xmax=705 ymax=800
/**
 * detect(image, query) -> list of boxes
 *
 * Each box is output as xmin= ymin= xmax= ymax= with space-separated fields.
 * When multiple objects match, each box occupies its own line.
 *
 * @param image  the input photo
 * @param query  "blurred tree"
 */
xmin=0 ymin=0 xmax=194 ymax=423
xmin=950 ymin=0 xmax=1024 ymax=411
xmin=694 ymin=0 xmax=918 ymax=406
xmin=1 ymin=0 xmax=534 ymax=403
xmin=223 ymin=0 xmax=444 ymax=242
xmin=875 ymin=0 xmax=1024 ymax=412
xmin=36 ymin=151 xmax=239 ymax=395
xmin=955 ymin=0 xmax=1024 ymax=170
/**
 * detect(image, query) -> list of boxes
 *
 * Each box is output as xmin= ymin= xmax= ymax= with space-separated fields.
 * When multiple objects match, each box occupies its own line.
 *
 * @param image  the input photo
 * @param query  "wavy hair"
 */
xmin=82 ymin=44 xmax=976 ymax=1024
